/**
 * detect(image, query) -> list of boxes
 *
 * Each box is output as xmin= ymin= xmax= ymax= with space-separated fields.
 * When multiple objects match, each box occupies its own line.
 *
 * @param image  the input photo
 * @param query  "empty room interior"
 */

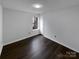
xmin=0 ymin=0 xmax=79 ymax=59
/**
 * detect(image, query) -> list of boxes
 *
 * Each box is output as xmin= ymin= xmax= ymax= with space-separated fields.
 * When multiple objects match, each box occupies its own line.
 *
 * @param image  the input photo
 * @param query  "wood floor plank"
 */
xmin=1 ymin=34 xmax=79 ymax=59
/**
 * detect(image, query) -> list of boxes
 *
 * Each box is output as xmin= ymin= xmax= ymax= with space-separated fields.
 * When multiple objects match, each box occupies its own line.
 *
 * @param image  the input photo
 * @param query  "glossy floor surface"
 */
xmin=1 ymin=35 xmax=79 ymax=59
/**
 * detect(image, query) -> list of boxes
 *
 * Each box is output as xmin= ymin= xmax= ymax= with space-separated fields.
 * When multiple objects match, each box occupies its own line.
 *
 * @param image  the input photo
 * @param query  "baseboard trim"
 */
xmin=3 ymin=34 xmax=41 ymax=47
xmin=3 ymin=34 xmax=41 ymax=46
xmin=3 ymin=30 xmax=40 ymax=46
xmin=43 ymin=34 xmax=79 ymax=53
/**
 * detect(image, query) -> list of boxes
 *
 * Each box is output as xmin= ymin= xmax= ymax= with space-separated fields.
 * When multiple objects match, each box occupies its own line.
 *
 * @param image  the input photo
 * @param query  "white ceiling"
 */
xmin=2 ymin=0 xmax=79 ymax=14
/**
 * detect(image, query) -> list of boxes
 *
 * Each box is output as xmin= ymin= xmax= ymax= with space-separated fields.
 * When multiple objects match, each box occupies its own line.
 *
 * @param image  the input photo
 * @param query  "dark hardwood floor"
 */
xmin=1 ymin=34 xmax=79 ymax=59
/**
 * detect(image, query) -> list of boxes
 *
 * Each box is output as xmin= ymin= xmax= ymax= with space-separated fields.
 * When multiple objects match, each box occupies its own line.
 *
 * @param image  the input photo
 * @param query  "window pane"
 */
xmin=33 ymin=16 xmax=38 ymax=29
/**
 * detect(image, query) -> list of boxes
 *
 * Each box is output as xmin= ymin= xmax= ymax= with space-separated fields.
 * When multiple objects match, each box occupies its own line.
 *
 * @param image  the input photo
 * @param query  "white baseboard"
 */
xmin=4 ymin=30 xmax=40 ymax=46
xmin=43 ymin=34 xmax=79 ymax=53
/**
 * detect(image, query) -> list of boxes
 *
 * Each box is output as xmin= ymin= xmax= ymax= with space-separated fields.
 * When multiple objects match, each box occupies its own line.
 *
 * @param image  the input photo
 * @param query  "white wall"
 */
xmin=3 ymin=8 xmax=40 ymax=45
xmin=39 ymin=16 xmax=44 ymax=34
xmin=0 ymin=4 xmax=3 ymax=55
xmin=42 ymin=6 xmax=79 ymax=52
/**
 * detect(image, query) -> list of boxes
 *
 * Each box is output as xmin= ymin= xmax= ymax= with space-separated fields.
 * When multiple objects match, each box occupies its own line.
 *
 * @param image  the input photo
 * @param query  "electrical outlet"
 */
xmin=54 ymin=35 xmax=56 ymax=38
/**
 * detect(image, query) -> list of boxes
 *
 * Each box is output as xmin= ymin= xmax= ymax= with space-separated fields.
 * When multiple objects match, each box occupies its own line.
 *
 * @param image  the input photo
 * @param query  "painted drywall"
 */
xmin=0 ymin=4 xmax=3 ymax=55
xmin=42 ymin=6 xmax=79 ymax=52
xmin=39 ymin=16 xmax=43 ymax=34
xmin=3 ymin=8 xmax=40 ymax=45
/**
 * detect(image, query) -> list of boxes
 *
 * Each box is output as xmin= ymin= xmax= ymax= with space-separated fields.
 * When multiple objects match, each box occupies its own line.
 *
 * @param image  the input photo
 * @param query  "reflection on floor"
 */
xmin=1 ymin=34 xmax=79 ymax=59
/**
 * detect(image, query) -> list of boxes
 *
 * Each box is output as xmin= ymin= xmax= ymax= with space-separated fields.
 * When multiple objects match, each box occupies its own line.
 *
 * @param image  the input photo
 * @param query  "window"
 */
xmin=33 ymin=16 xmax=39 ymax=30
